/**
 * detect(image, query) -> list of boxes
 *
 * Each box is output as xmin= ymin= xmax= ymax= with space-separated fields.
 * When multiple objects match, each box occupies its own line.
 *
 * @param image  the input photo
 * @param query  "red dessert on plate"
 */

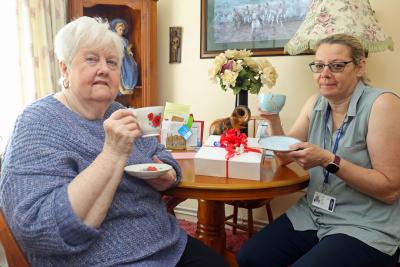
xmin=146 ymin=166 xmax=158 ymax=171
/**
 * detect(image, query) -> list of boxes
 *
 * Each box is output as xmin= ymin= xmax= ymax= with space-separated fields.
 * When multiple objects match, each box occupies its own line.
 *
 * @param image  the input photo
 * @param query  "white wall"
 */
xmin=157 ymin=0 xmax=400 ymax=221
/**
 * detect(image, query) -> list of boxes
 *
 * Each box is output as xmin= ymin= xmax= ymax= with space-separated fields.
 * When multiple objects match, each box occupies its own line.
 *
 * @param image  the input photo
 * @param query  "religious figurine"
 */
xmin=169 ymin=27 xmax=182 ymax=63
xmin=110 ymin=18 xmax=138 ymax=92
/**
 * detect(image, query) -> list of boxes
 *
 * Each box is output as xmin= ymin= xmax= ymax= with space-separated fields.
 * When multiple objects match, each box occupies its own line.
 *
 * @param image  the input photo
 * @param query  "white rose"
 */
xmin=224 ymin=49 xmax=237 ymax=59
xmin=215 ymin=53 xmax=227 ymax=65
xmin=243 ymin=57 xmax=259 ymax=71
xmin=232 ymin=60 xmax=244 ymax=73
xmin=209 ymin=53 xmax=227 ymax=79
xmin=209 ymin=65 xmax=221 ymax=79
xmin=258 ymin=59 xmax=272 ymax=69
xmin=235 ymin=49 xmax=252 ymax=59
xmin=221 ymin=69 xmax=238 ymax=88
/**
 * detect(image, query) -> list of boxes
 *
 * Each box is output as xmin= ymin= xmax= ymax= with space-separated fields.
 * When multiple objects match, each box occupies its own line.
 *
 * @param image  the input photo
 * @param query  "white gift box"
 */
xmin=205 ymin=134 xmax=274 ymax=158
xmin=194 ymin=135 xmax=262 ymax=180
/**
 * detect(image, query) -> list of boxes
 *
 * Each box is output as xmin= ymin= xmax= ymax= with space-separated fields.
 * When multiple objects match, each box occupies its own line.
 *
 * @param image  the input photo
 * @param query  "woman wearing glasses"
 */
xmin=237 ymin=33 xmax=400 ymax=267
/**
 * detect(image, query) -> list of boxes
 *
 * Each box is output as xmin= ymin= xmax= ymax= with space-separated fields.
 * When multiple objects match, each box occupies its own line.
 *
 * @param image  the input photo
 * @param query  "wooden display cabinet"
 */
xmin=68 ymin=0 xmax=158 ymax=108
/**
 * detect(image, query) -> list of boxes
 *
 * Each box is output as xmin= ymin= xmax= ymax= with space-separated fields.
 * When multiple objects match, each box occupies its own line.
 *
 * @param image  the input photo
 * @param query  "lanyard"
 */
xmin=323 ymin=105 xmax=346 ymax=185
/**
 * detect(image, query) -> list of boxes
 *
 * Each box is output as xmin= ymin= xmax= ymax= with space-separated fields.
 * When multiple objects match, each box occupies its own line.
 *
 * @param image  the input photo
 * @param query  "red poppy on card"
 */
xmin=152 ymin=115 xmax=161 ymax=127
xmin=147 ymin=113 xmax=154 ymax=121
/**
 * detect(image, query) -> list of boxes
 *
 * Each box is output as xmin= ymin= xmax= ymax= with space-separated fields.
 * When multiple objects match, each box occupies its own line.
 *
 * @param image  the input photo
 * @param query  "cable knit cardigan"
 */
xmin=0 ymin=95 xmax=187 ymax=267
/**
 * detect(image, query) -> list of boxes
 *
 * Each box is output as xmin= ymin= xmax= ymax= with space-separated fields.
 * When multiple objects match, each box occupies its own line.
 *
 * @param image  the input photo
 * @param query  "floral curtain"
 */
xmin=17 ymin=0 xmax=67 ymax=102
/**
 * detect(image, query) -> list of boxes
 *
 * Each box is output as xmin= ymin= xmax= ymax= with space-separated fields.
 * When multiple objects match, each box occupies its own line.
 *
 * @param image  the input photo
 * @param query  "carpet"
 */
xmin=178 ymin=219 xmax=249 ymax=254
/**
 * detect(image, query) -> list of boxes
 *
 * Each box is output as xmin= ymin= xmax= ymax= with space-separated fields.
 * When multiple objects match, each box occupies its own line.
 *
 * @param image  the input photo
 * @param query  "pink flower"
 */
xmin=364 ymin=25 xmax=380 ymax=41
xmin=221 ymin=60 xmax=234 ymax=72
xmin=324 ymin=25 xmax=335 ymax=35
xmin=316 ymin=12 xmax=332 ymax=25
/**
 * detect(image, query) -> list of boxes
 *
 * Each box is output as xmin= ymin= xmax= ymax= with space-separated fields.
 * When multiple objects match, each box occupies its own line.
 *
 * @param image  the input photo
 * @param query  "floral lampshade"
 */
xmin=284 ymin=0 xmax=394 ymax=55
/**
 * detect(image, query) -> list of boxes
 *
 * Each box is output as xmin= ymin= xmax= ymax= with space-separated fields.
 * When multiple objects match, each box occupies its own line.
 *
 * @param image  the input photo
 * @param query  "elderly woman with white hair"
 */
xmin=0 ymin=17 xmax=228 ymax=267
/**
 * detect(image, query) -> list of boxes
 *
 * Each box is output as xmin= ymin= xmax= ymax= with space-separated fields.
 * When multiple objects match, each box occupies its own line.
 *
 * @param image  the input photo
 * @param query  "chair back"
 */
xmin=0 ymin=210 xmax=30 ymax=267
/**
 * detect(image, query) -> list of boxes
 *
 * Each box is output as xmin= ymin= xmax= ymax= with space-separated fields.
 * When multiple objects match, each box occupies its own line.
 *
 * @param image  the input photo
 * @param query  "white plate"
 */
xmin=124 ymin=163 xmax=172 ymax=179
xmin=258 ymin=136 xmax=301 ymax=152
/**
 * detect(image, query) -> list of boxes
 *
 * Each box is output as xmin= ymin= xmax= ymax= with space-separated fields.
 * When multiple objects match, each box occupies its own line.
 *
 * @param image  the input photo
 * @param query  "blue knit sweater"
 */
xmin=0 ymin=95 xmax=187 ymax=267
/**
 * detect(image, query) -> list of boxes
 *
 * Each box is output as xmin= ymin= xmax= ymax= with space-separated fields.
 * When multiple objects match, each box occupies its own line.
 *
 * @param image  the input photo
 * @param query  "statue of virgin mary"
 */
xmin=110 ymin=18 xmax=139 ymax=92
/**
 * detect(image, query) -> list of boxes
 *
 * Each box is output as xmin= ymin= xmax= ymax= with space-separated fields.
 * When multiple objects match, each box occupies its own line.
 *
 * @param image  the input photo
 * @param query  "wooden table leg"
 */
xmin=196 ymin=199 xmax=226 ymax=254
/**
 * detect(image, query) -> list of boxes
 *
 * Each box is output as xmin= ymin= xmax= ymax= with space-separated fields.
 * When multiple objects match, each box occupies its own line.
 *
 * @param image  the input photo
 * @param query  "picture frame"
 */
xmin=169 ymin=26 xmax=182 ymax=63
xmin=160 ymin=120 xmax=205 ymax=150
xmin=189 ymin=120 xmax=205 ymax=147
xmin=200 ymin=0 xmax=311 ymax=58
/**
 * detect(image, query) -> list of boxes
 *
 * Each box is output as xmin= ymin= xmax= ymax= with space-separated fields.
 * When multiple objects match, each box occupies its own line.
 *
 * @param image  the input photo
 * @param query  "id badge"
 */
xmin=312 ymin=191 xmax=336 ymax=212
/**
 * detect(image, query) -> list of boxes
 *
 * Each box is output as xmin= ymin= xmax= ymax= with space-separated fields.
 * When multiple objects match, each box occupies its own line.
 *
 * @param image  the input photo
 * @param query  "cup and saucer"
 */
xmin=125 ymin=106 xmax=172 ymax=179
xmin=257 ymin=93 xmax=299 ymax=151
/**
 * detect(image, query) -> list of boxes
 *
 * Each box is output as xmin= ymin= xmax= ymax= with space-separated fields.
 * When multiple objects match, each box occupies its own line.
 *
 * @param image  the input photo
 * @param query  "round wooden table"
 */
xmin=165 ymin=158 xmax=309 ymax=265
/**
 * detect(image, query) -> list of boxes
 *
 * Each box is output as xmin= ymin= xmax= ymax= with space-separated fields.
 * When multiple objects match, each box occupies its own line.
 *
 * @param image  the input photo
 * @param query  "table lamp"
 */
xmin=284 ymin=0 xmax=394 ymax=55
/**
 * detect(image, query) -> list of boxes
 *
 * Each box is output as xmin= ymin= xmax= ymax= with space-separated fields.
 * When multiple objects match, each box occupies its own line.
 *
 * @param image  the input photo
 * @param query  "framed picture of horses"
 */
xmin=200 ymin=0 xmax=311 ymax=58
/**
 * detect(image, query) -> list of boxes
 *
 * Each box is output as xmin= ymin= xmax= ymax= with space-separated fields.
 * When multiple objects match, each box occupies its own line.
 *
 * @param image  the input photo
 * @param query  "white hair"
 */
xmin=54 ymin=16 xmax=124 ymax=68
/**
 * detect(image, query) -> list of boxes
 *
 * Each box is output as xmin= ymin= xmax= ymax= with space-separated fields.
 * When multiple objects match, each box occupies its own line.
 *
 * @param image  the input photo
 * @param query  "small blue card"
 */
xmin=178 ymin=124 xmax=193 ymax=141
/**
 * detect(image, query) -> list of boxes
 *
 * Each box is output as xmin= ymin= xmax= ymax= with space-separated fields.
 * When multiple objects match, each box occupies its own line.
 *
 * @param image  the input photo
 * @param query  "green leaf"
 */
xmin=249 ymin=81 xmax=262 ymax=94
xmin=219 ymin=79 xmax=227 ymax=91
xmin=249 ymin=85 xmax=259 ymax=94
xmin=248 ymin=74 xmax=257 ymax=82
xmin=232 ymin=86 xmax=242 ymax=95
xmin=238 ymin=69 xmax=248 ymax=78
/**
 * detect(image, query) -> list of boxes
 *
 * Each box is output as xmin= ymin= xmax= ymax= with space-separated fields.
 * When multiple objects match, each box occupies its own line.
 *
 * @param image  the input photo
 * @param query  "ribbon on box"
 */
xmin=219 ymin=129 xmax=261 ymax=177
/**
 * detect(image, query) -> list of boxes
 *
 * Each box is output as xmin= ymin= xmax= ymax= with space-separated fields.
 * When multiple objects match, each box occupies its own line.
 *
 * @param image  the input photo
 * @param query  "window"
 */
xmin=0 ymin=2 xmax=33 ymax=152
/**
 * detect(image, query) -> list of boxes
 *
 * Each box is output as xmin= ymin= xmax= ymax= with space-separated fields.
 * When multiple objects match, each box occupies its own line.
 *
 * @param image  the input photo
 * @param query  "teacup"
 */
xmin=258 ymin=92 xmax=286 ymax=113
xmin=130 ymin=106 xmax=164 ymax=137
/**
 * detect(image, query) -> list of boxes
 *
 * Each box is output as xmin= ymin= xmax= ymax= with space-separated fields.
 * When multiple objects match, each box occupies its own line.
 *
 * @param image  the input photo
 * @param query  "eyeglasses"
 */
xmin=309 ymin=61 xmax=354 ymax=73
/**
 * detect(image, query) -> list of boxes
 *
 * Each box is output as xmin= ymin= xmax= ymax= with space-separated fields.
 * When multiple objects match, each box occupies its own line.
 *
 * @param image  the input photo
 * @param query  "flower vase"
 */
xmin=235 ymin=89 xmax=248 ymax=107
xmin=235 ymin=90 xmax=248 ymax=135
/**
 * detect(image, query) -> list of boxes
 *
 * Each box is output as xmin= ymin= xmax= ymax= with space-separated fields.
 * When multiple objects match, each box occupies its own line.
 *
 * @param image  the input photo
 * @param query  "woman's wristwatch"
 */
xmin=325 ymin=155 xmax=341 ymax=173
